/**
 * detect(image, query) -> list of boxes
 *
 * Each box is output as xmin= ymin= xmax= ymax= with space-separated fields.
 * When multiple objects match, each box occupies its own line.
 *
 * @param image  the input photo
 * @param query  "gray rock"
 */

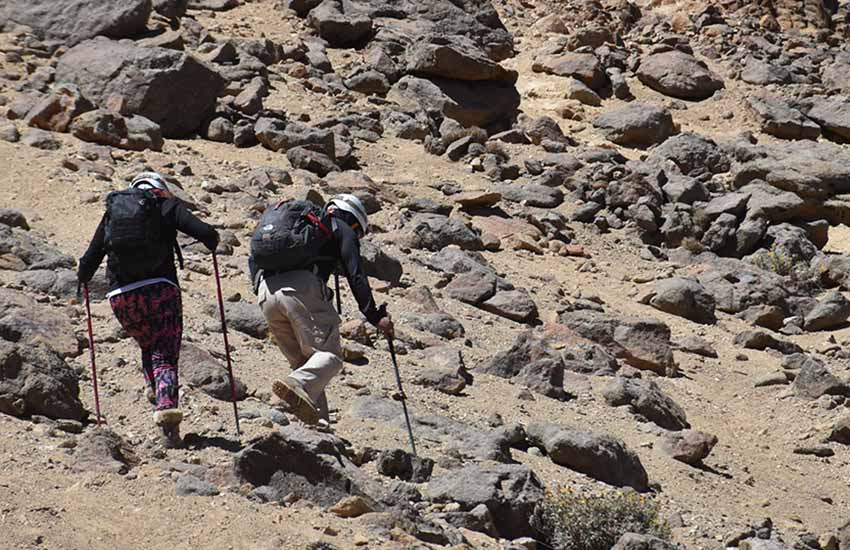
xmin=180 ymin=342 xmax=248 ymax=401
xmin=404 ymin=312 xmax=465 ymax=340
xmin=637 ymin=50 xmax=724 ymax=100
xmin=676 ymin=335 xmax=718 ymax=358
xmin=739 ymin=539 xmax=791 ymax=550
xmin=0 ymin=209 xmax=29 ymax=230
xmin=532 ymin=52 xmax=607 ymax=91
xmin=662 ymin=175 xmax=709 ymax=204
xmin=376 ymin=449 xmax=434 ymax=483
xmin=645 ymin=277 xmax=716 ymax=324
xmin=187 ymin=0 xmax=239 ymax=9
xmin=611 ymin=533 xmax=677 ymax=550
xmin=407 ymin=34 xmax=516 ymax=83
xmin=480 ymin=289 xmax=539 ymax=324
xmin=0 ymin=288 xmax=79 ymax=358
xmin=71 ymin=110 xmax=164 ymax=152
xmin=205 ymin=117 xmax=235 ymax=143
xmin=388 ymin=75 xmax=520 ymax=128
xmin=592 ymin=104 xmax=676 ymax=148
xmin=153 ymin=0 xmax=189 ymax=19
xmin=603 ymin=377 xmax=689 ymax=431
xmin=344 ymin=70 xmax=391 ymax=95
xmin=73 ymin=428 xmax=138 ymax=475
xmin=496 ymin=184 xmax=563 ymax=208
xmin=414 ymin=367 xmax=467 ymax=395
xmin=802 ymin=96 xmax=850 ymax=142
xmin=400 ymin=214 xmax=483 ymax=251
xmin=56 ymin=38 xmax=224 ymax=137
xmin=0 ymin=0 xmax=151 ymax=46
xmin=526 ymin=422 xmax=649 ymax=491
xmin=360 ymin=240 xmax=403 ymax=284
xmin=21 ymin=129 xmax=60 ymax=150
xmin=0 ymin=123 xmax=20 ymax=143
xmin=176 ymin=474 xmax=220 ymax=497
xmin=0 ymin=342 xmax=85 ymax=421
xmin=559 ymin=310 xmax=676 ymax=375
xmin=660 ymin=429 xmax=717 ymax=465
xmin=792 ymin=357 xmax=847 ymax=400
xmin=445 ymin=270 xmax=497 ymax=305
xmin=646 ymin=132 xmax=729 ymax=177
xmin=748 ymin=96 xmax=820 ymax=141
xmin=740 ymin=58 xmax=791 ymax=85
xmin=204 ymin=301 xmax=267 ymax=339
xmin=308 ymin=0 xmax=372 ymax=47
xmin=829 ymin=416 xmax=850 ymax=445
xmin=803 ymin=291 xmax=850 ymax=331
xmin=734 ymin=330 xmax=802 ymax=355
xmin=425 ymin=464 xmax=544 ymax=539
xmin=234 ymin=425 xmax=381 ymax=508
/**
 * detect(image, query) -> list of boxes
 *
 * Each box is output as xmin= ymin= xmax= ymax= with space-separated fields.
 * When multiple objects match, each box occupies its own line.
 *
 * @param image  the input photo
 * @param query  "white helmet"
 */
xmin=130 ymin=172 xmax=168 ymax=192
xmin=328 ymin=193 xmax=368 ymax=235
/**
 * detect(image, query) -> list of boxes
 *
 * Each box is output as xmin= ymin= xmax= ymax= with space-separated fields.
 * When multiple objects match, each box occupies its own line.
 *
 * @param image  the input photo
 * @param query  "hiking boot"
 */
xmin=272 ymin=379 xmax=320 ymax=425
xmin=154 ymin=409 xmax=183 ymax=449
xmin=145 ymin=386 xmax=156 ymax=405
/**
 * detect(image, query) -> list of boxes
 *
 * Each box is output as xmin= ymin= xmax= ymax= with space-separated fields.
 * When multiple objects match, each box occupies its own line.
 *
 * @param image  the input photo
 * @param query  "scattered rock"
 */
xmin=644 ymin=277 xmax=717 ymax=324
xmin=328 ymin=495 xmax=374 ymax=518
xmin=637 ymin=50 xmax=724 ymax=100
xmin=612 ymin=533 xmax=677 ymax=550
xmin=73 ymin=428 xmax=138 ymax=475
xmin=803 ymin=291 xmax=850 ymax=332
xmin=203 ymin=301 xmax=268 ymax=339
xmin=176 ymin=474 xmax=220 ymax=497
xmin=661 ymin=429 xmax=717 ymax=465
xmin=603 ymin=377 xmax=689 ymax=431
xmin=792 ymin=358 xmax=847 ymax=400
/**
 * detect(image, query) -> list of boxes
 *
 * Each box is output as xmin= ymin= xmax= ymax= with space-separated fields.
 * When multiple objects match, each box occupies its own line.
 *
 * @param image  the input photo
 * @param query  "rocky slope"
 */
xmin=2 ymin=0 xmax=850 ymax=549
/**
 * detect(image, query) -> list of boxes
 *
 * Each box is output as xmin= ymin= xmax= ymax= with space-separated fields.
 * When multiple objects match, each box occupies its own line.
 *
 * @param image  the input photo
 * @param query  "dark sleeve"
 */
xmin=337 ymin=222 xmax=383 ymax=325
xmin=77 ymin=213 xmax=107 ymax=283
xmin=169 ymin=200 xmax=219 ymax=250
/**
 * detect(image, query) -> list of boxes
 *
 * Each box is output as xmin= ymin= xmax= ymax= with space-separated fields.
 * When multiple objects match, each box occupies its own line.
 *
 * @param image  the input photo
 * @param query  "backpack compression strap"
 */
xmin=307 ymin=213 xmax=333 ymax=240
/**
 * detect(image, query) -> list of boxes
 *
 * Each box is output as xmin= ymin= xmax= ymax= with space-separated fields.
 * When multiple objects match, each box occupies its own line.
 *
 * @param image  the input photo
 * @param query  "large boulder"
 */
xmin=592 ymin=104 xmax=676 ymax=148
xmin=643 ymin=277 xmax=717 ymax=324
xmin=0 ymin=0 xmax=152 ymax=46
xmin=56 ymin=38 xmax=224 ymax=137
xmin=25 ymin=85 xmax=93 ymax=133
xmin=526 ymin=422 xmax=649 ymax=491
xmin=389 ymin=75 xmax=520 ymax=128
xmin=70 ymin=109 xmax=164 ymax=152
xmin=425 ymin=464 xmax=544 ymax=540
xmin=637 ymin=50 xmax=724 ymax=101
xmin=0 ymin=341 xmax=85 ymax=421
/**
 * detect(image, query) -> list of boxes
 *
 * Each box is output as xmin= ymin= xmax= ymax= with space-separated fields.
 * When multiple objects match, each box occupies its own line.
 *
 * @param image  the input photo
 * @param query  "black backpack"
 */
xmin=104 ymin=188 xmax=173 ymax=280
xmin=250 ymin=200 xmax=334 ymax=273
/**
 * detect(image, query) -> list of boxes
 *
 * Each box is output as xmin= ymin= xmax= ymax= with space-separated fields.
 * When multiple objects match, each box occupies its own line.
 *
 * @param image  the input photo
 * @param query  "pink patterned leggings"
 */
xmin=109 ymin=283 xmax=183 ymax=411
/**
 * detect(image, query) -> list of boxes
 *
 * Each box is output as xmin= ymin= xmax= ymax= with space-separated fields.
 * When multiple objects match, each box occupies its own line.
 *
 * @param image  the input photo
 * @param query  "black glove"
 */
xmin=204 ymin=231 xmax=220 ymax=252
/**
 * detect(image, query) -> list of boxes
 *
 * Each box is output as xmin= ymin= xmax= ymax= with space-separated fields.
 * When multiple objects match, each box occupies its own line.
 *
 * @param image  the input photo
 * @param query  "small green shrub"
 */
xmin=535 ymin=487 xmax=671 ymax=550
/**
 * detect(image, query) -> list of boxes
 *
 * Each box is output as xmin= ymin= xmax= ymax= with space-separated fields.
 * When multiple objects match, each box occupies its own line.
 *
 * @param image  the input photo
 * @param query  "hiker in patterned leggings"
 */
xmin=77 ymin=172 xmax=219 ymax=448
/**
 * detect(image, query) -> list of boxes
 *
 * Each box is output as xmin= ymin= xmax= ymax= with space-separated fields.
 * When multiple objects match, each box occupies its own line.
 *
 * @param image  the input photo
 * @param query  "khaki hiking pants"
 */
xmin=258 ymin=270 xmax=343 ymax=420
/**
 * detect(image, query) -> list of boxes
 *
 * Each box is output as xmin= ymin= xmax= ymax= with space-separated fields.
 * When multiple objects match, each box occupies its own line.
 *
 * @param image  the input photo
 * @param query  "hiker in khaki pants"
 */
xmin=258 ymin=269 xmax=343 ymax=422
xmin=250 ymin=194 xmax=394 ymax=426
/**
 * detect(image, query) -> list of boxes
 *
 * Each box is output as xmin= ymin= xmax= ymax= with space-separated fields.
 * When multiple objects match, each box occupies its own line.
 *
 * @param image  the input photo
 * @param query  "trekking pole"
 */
xmin=334 ymin=272 xmax=342 ymax=315
xmin=386 ymin=336 xmax=417 ymax=456
xmin=82 ymin=284 xmax=104 ymax=426
xmin=212 ymin=252 xmax=241 ymax=437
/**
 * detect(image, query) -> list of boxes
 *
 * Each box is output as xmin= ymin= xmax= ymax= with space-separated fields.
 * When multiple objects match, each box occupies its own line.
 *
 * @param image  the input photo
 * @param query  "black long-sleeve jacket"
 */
xmin=78 ymin=197 xmax=219 ymax=292
xmin=250 ymin=216 xmax=382 ymax=325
